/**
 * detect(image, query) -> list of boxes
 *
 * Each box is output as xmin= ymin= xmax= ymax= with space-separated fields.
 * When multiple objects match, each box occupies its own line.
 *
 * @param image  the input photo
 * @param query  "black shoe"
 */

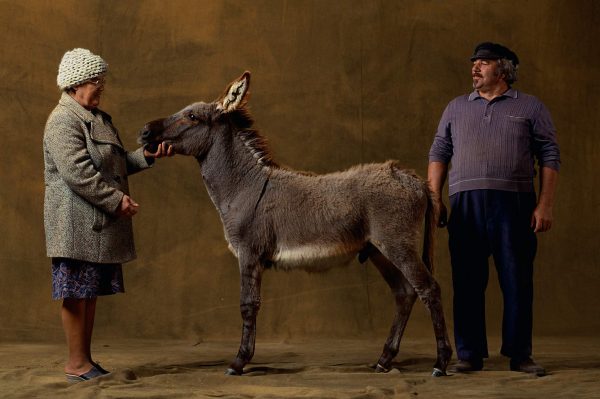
xmin=450 ymin=359 xmax=483 ymax=372
xmin=510 ymin=357 xmax=546 ymax=376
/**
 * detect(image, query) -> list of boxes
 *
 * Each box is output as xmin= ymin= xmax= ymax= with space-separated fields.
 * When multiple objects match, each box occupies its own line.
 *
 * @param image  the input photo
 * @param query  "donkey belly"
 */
xmin=271 ymin=242 xmax=362 ymax=272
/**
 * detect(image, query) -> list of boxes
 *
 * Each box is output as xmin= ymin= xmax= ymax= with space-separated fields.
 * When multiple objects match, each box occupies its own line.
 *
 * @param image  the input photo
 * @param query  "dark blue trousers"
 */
xmin=448 ymin=190 xmax=537 ymax=361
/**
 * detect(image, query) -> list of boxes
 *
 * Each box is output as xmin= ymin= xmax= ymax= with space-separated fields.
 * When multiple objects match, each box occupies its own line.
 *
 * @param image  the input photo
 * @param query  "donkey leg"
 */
xmin=226 ymin=260 xmax=264 ymax=376
xmin=378 ymin=244 xmax=452 ymax=376
xmin=369 ymin=250 xmax=417 ymax=373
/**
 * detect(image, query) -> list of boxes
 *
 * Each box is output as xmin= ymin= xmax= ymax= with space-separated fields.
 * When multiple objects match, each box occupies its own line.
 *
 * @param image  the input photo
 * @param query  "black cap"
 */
xmin=470 ymin=42 xmax=519 ymax=66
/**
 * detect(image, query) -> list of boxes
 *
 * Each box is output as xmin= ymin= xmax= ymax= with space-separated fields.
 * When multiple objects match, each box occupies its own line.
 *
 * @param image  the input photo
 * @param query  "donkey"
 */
xmin=139 ymin=72 xmax=452 ymax=377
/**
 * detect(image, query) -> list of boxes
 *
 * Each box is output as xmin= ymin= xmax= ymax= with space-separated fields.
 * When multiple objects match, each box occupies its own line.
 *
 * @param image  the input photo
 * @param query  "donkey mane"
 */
xmin=230 ymin=108 xmax=279 ymax=168
xmin=237 ymin=129 xmax=279 ymax=168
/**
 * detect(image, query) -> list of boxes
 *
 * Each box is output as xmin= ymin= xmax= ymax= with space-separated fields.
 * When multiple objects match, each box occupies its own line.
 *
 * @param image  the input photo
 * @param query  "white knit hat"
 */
xmin=57 ymin=48 xmax=108 ymax=90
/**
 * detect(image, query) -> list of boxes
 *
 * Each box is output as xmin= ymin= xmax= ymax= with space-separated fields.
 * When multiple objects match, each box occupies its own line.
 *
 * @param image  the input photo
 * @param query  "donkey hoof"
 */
xmin=375 ymin=363 xmax=390 ymax=373
xmin=432 ymin=367 xmax=447 ymax=377
xmin=225 ymin=368 xmax=242 ymax=376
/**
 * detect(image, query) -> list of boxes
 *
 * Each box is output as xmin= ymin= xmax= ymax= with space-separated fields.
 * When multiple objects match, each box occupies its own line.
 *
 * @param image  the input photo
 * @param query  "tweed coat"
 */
xmin=43 ymin=92 xmax=152 ymax=264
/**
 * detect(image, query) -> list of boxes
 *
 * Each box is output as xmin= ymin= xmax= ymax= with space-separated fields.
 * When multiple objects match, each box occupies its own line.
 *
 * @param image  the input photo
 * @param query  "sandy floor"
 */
xmin=0 ymin=336 xmax=598 ymax=399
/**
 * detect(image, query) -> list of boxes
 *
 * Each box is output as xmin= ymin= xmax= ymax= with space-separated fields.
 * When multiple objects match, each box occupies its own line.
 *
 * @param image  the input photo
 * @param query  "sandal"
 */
xmin=91 ymin=361 xmax=110 ymax=375
xmin=65 ymin=365 xmax=105 ymax=383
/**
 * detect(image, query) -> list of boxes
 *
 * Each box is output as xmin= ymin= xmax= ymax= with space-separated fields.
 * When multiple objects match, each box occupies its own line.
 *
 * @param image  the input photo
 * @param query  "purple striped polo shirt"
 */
xmin=429 ymin=88 xmax=560 ymax=196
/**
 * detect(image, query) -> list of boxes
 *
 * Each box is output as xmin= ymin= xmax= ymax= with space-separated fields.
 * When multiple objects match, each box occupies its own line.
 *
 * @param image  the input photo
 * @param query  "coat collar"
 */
xmin=58 ymin=92 xmax=123 ymax=149
xmin=59 ymin=92 xmax=96 ymax=123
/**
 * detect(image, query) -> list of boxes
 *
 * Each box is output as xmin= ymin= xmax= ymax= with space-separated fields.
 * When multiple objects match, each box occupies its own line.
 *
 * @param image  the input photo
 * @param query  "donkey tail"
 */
xmin=387 ymin=162 xmax=436 ymax=274
xmin=422 ymin=183 xmax=437 ymax=274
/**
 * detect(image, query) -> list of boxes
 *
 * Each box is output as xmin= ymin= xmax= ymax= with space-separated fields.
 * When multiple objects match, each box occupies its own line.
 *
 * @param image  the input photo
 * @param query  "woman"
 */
xmin=43 ymin=48 xmax=172 ymax=382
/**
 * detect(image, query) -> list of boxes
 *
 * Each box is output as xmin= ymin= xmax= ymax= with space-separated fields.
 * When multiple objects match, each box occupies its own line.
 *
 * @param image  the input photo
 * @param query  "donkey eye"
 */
xmin=188 ymin=113 xmax=198 ymax=121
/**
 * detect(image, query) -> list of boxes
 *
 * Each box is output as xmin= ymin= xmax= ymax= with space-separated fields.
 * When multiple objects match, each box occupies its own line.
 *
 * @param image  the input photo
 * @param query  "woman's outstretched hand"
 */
xmin=144 ymin=142 xmax=174 ymax=158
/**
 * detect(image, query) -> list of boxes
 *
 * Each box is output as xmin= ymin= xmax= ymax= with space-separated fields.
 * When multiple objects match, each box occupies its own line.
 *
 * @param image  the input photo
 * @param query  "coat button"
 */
xmin=114 ymin=176 xmax=121 ymax=183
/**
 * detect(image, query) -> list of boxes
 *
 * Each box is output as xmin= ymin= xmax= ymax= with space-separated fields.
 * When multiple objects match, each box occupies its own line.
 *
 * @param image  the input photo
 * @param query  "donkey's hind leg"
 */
xmin=375 ymin=242 xmax=452 ymax=376
xmin=369 ymin=249 xmax=417 ymax=373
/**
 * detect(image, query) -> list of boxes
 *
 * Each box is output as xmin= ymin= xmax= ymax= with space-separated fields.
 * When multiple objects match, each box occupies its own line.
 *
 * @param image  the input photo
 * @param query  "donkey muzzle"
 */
xmin=138 ymin=118 xmax=166 ymax=144
xmin=138 ymin=126 xmax=160 ymax=152
xmin=138 ymin=126 xmax=156 ymax=143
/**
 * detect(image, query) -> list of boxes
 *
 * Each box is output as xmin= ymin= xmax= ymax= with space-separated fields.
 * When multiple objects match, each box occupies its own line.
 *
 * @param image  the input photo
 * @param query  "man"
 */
xmin=428 ymin=42 xmax=560 ymax=376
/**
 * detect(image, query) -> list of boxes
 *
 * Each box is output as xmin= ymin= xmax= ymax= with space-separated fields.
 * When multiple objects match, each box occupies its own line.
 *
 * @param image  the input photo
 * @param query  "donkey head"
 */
xmin=139 ymin=71 xmax=251 ymax=158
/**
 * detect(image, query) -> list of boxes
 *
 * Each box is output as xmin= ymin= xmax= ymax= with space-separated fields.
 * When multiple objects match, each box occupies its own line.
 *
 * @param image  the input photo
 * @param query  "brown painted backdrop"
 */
xmin=1 ymin=0 xmax=598 ymax=343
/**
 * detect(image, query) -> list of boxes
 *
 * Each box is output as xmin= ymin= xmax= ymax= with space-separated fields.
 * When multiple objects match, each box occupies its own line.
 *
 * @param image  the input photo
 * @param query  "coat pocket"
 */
xmin=72 ymin=193 xmax=103 ymax=232
xmin=92 ymin=208 xmax=104 ymax=231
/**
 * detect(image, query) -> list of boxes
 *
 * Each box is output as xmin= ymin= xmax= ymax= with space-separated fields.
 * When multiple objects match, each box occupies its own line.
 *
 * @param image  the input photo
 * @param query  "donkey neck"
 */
xmin=197 ymin=128 xmax=270 ymax=219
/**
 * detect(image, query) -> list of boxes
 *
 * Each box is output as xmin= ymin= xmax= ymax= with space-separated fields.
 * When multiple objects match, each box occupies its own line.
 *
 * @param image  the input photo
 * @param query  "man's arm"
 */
xmin=531 ymin=166 xmax=558 ymax=233
xmin=428 ymin=161 xmax=449 ymax=227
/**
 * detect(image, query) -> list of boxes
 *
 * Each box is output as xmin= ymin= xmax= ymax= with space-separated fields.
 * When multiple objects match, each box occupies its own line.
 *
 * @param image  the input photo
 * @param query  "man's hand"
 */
xmin=144 ymin=142 xmax=175 ymax=158
xmin=117 ymin=194 xmax=139 ymax=217
xmin=532 ymin=167 xmax=559 ymax=233
xmin=531 ymin=204 xmax=553 ymax=233
xmin=437 ymin=200 xmax=448 ymax=228
xmin=428 ymin=161 xmax=449 ymax=228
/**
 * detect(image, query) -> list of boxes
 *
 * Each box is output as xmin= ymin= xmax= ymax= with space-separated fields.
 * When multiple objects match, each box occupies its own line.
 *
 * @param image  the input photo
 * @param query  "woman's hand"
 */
xmin=143 ymin=142 xmax=174 ymax=158
xmin=117 ymin=194 xmax=139 ymax=217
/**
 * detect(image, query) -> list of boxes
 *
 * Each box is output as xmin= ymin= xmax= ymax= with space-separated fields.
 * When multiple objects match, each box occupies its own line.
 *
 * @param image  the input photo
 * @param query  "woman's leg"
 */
xmin=62 ymin=298 xmax=93 ymax=375
xmin=84 ymin=298 xmax=97 ymax=361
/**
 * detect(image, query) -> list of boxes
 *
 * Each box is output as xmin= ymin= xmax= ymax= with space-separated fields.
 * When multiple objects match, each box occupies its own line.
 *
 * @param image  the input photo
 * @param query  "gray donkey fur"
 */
xmin=140 ymin=72 xmax=452 ymax=376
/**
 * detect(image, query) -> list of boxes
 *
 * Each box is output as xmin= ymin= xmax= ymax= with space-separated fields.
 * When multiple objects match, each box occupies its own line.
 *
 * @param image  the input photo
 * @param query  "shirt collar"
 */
xmin=468 ymin=87 xmax=519 ymax=101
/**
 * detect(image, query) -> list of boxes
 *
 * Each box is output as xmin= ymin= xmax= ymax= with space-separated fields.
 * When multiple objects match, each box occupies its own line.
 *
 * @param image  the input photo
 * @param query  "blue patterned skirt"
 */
xmin=51 ymin=258 xmax=125 ymax=299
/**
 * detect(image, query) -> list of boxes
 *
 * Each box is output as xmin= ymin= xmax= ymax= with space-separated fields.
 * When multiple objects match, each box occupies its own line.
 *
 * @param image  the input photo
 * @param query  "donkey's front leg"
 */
xmin=226 ymin=260 xmax=264 ymax=376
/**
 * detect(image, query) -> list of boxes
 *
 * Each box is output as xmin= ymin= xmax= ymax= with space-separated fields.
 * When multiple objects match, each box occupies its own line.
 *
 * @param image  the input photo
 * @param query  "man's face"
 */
xmin=471 ymin=59 xmax=503 ymax=91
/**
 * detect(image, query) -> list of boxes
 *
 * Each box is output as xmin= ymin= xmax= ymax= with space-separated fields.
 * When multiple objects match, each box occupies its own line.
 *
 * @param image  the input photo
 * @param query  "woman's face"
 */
xmin=71 ymin=75 xmax=105 ymax=110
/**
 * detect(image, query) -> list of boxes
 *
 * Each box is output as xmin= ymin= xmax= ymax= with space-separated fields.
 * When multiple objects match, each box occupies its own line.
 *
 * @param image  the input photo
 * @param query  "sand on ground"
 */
xmin=0 ymin=336 xmax=598 ymax=399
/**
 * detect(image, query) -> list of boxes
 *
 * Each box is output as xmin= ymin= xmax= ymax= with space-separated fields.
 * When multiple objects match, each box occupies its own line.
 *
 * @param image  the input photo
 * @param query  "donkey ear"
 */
xmin=217 ymin=71 xmax=251 ymax=113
